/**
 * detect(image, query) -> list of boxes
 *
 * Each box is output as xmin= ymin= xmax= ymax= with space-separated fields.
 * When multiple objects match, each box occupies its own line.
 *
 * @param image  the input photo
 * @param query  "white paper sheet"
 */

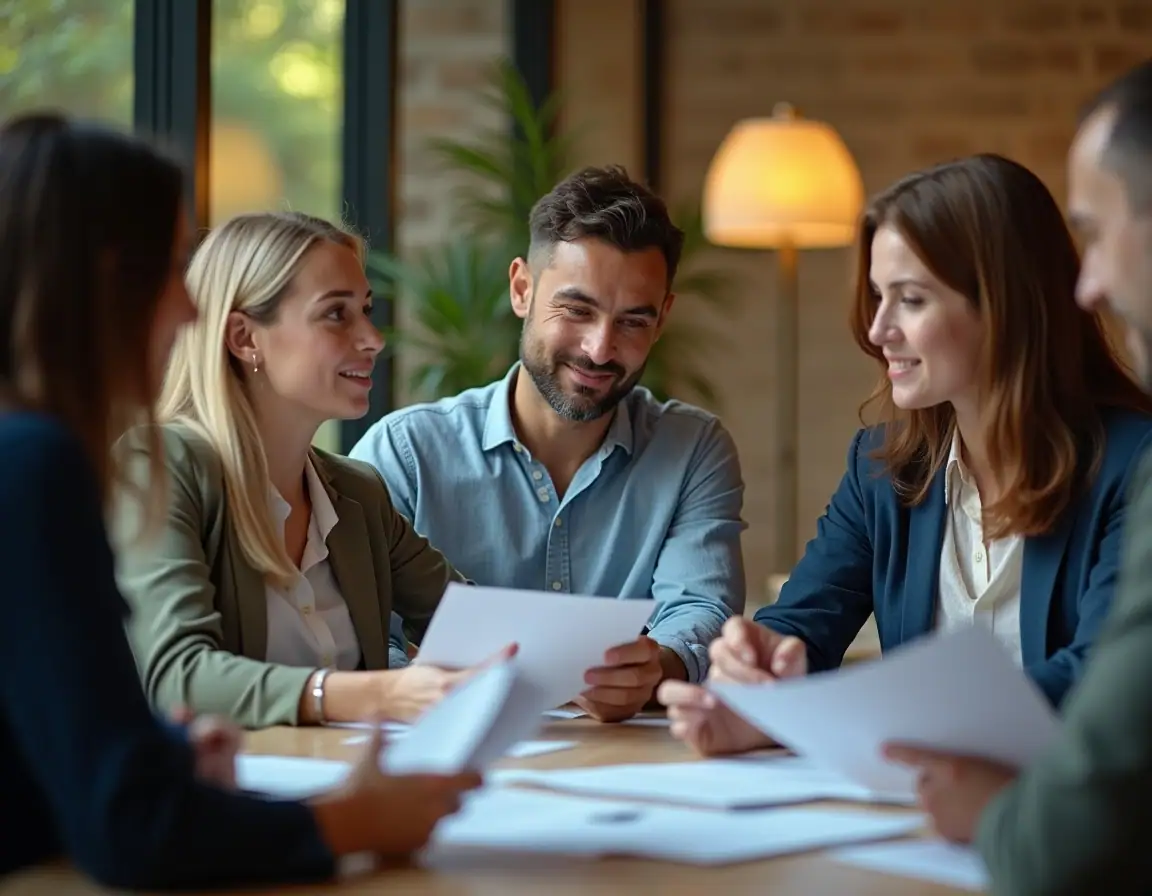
xmin=709 ymin=626 xmax=1058 ymax=796
xmin=833 ymin=840 xmax=989 ymax=891
xmin=491 ymin=754 xmax=915 ymax=809
xmin=237 ymin=755 xmax=351 ymax=800
xmin=379 ymin=659 xmax=550 ymax=774
xmin=414 ymin=583 xmax=657 ymax=709
xmin=543 ymin=707 xmax=587 ymax=720
xmin=342 ymin=733 xmax=577 ymax=759
xmin=425 ymin=787 xmax=923 ymax=866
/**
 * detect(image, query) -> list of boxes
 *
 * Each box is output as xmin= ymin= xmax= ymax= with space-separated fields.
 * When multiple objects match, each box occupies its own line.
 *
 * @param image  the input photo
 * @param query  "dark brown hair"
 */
xmin=849 ymin=153 xmax=1152 ymax=538
xmin=1078 ymin=57 xmax=1152 ymax=213
xmin=528 ymin=164 xmax=685 ymax=286
xmin=0 ymin=112 xmax=184 ymax=502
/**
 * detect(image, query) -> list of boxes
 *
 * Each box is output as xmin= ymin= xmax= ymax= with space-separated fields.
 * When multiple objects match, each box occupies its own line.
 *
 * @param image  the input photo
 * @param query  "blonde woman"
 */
xmin=112 ymin=210 xmax=503 ymax=729
xmin=0 ymin=113 xmax=477 ymax=888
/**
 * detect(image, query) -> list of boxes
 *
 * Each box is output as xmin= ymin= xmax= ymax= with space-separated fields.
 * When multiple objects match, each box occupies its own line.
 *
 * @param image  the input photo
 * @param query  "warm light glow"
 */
xmin=209 ymin=122 xmax=284 ymax=224
xmin=703 ymin=105 xmax=864 ymax=249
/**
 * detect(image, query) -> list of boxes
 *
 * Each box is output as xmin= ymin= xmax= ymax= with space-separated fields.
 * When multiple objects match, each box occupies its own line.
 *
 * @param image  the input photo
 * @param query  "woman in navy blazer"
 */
xmin=660 ymin=153 xmax=1152 ymax=756
xmin=0 ymin=113 xmax=478 ymax=889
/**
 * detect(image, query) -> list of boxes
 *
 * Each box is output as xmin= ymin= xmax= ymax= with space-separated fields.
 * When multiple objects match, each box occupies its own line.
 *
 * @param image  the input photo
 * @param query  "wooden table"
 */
xmin=2 ymin=716 xmax=977 ymax=895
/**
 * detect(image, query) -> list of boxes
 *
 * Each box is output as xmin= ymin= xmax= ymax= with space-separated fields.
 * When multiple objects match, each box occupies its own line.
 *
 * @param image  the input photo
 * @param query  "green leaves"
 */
xmin=374 ymin=57 xmax=741 ymax=407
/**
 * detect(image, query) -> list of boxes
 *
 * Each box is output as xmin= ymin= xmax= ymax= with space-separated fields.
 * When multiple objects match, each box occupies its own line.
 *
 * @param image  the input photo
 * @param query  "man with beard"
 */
xmin=883 ymin=59 xmax=1152 ymax=894
xmin=351 ymin=165 xmax=746 ymax=722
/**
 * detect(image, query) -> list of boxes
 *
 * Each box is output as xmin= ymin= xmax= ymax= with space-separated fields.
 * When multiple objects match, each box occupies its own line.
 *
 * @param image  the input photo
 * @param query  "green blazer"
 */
xmin=110 ymin=423 xmax=464 ymax=729
xmin=975 ymin=446 xmax=1152 ymax=895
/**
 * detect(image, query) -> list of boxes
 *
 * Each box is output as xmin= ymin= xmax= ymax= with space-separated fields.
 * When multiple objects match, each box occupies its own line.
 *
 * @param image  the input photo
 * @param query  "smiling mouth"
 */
xmin=339 ymin=371 xmax=372 ymax=384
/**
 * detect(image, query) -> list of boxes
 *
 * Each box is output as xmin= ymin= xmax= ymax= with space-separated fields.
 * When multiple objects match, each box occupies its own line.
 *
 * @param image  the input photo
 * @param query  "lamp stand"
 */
xmin=774 ymin=242 xmax=799 ymax=572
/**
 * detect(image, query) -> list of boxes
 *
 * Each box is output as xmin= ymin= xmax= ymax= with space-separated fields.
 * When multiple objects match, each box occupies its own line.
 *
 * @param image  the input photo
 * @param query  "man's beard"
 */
xmin=519 ymin=328 xmax=643 ymax=423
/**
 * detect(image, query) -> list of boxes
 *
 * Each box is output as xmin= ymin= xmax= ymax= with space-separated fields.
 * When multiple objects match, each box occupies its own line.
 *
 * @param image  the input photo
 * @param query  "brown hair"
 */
xmin=0 ymin=112 xmax=184 ymax=503
xmin=528 ymin=164 xmax=685 ymax=286
xmin=849 ymin=153 xmax=1152 ymax=538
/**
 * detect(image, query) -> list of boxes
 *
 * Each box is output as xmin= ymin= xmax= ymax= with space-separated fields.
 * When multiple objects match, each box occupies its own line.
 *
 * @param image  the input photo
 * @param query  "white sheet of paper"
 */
xmin=833 ymin=840 xmax=989 ymax=891
xmin=710 ymin=626 xmax=1058 ymax=795
xmin=379 ymin=659 xmax=550 ymax=774
xmin=414 ymin=583 xmax=657 ymax=708
xmin=342 ymin=734 xmax=577 ymax=759
xmin=425 ymin=787 xmax=923 ymax=866
xmin=543 ymin=707 xmax=587 ymax=720
xmin=236 ymin=755 xmax=351 ymax=800
xmin=492 ymin=754 xmax=914 ymax=809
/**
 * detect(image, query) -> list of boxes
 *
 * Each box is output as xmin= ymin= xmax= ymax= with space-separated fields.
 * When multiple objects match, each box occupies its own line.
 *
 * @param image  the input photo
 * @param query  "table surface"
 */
xmin=1 ymin=716 xmax=976 ymax=895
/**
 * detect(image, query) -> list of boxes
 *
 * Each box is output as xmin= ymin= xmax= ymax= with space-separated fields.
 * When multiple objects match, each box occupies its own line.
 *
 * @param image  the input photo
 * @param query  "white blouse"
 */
xmin=264 ymin=457 xmax=363 ymax=671
xmin=935 ymin=432 xmax=1025 ymax=666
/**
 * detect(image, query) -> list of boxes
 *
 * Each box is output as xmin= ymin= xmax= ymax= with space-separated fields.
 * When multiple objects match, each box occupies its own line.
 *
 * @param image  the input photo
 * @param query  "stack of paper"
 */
xmin=425 ymin=787 xmax=923 ymax=866
xmin=833 ymin=840 xmax=990 ymax=891
xmin=709 ymin=626 xmax=1058 ymax=796
xmin=492 ymin=754 xmax=913 ymax=809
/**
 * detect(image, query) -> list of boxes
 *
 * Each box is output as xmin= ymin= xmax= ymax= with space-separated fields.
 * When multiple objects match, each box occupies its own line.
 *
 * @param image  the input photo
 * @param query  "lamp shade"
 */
xmin=702 ymin=104 xmax=864 ymax=249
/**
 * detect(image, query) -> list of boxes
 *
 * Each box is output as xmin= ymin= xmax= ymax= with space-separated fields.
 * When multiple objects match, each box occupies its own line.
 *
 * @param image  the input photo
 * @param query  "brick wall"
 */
xmin=394 ymin=0 xmax=510 ymax=403
xmin=661 ymin=0 xmax=1152 ymax=600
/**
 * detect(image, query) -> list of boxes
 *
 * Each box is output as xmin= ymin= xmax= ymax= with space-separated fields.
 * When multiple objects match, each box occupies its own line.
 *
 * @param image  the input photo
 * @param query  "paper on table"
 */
xmin=492 ymin=754 xmax=915 ymax=809
xmin=543 ymin=707 xmax=587 ymax=720
xmin=342 ymin=734 xmax=577 ymax=760
xmin=833 ymin=840 xmax=989 ymax=891
xmin=414 ymin=583 xmax=657 ymax=709
xmin=425 ymin=787 xmax=923 ymax=866
xmin=237 ymin=755 xmax=350 ymax=800
xmin=379 ymin=658 xmax=549 ymax=774
xmin=710 ymin=626 xmax=1059 ymax=795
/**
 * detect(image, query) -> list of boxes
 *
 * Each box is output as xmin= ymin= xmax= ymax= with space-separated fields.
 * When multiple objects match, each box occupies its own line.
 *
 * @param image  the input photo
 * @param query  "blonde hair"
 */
xmin=159 ymin=211 xmax=362 ymax=588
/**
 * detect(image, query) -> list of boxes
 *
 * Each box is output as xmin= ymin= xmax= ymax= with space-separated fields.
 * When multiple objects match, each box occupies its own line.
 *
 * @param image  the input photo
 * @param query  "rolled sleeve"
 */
xmin=647 ymin=419 xmax=747 ymax=682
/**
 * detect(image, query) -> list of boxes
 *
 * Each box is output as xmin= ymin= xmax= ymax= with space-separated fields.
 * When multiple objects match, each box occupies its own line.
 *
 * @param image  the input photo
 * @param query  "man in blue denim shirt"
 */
xmin=351 ymin=165 xmax=747 ymax=721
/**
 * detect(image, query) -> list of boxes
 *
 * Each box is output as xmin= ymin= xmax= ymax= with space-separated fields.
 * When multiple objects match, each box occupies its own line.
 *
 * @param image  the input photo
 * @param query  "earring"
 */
xmin=252 ymin=353 xmax=259 ymax=374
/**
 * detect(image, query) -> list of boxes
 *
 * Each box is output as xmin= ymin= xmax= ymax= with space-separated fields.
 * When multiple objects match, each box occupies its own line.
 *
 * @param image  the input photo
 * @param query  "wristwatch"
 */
xmin=311 ymin=667 xmax=332 ymax=724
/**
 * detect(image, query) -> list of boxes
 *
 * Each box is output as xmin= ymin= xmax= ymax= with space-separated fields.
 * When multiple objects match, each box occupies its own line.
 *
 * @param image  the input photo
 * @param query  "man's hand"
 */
xmin=171 ymin=706 xmax=242 ymax=790
xmin=576 ymin=636 xmax=669 ymax=723
xmin=883 ymin=743 xmax=1018 ymax=843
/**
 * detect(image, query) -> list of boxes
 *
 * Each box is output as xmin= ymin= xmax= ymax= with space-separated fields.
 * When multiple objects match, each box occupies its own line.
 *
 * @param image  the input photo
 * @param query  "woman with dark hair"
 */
xmin=660 ymin=153 xmax=1152 ymax=756
xmin=0 ymin=112 xmax=479 ymax=888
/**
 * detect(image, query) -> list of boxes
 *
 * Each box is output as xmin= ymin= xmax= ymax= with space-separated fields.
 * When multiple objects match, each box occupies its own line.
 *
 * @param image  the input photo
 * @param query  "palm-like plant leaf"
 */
xmin=373 ymin=58 xmax=739 ymax=406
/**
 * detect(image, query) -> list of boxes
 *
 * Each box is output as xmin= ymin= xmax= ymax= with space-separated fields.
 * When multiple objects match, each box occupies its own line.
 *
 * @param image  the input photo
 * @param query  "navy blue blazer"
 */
xmin=754 ymin=409 xmax=1152 ymax=708
xmin=0 ymin=411 xmax=334 ymax=889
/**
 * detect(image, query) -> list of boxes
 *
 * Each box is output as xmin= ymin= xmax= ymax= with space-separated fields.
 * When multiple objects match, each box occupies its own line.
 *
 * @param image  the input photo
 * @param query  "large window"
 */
xmin=210 ymin=0 xmax=345 ymax=449
xmin=0 ymin=0 xmax=134 ymax=124
xmin=209 ymin=0 xmax=343 ymax=225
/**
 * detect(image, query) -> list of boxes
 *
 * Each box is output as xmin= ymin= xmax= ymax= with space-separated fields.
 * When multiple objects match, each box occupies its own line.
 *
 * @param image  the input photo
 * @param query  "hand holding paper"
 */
xmin=709 ymin=626 xmax=1058 ymax=796
xmin=710 ymin=616 xmax=808 ymax=683
xmin=882 ymin=744 xmax=1017 ymax=843
xmin=658 ymin=679 xmax=774 ymax=756
xmin=576 ymin=635 xmax=665 ymax=722
xmin=379 ymin=657 xmax=549 ymax=775
xmin=414 ymin=583 xmax=657 ymax=710
xmin=378 ymin=642 xmax=518 ymax=722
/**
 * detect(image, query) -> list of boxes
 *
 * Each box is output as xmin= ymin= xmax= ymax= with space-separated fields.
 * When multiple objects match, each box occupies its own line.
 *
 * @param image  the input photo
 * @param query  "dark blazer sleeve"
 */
xmin=975 ymin=450 xmax=1152 ymax=896
xmin=0 ymin=420 xmax=334 ymax=890
xmin=1025 ymin=482 xmax=1129 ymax=707
xmin=1024 ymin=425 xmax=1152 ymax=707
xmin=752 ymin=429 xmax=875 ymax=671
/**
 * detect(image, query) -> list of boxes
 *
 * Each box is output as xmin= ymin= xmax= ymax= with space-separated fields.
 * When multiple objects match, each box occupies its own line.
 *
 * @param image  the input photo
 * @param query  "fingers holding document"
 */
xmin=658 ymin=681 xmax=774 ymax=757
xmin=309 ymin=722 xmax=483 ymax=860
xmin=709 ymin=618 xmax=808 ymax=684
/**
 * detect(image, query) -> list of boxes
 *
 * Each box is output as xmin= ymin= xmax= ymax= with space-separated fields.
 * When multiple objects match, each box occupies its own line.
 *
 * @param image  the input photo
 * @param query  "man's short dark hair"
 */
xmin=1079 ymin=58 xmax=1152 ymax=213
xmin=527 ymin=164 xmax=685 ymax=285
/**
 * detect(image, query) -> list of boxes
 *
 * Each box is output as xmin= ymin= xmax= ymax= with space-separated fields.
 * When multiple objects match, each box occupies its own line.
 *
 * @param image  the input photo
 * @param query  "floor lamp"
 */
xmin=702 ymin=103 xmax=863 ymax=574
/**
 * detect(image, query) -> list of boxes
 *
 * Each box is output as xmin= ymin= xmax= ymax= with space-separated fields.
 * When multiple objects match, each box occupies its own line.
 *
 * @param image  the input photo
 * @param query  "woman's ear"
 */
xmin=223 ymin=311 xmax=256 ymax=365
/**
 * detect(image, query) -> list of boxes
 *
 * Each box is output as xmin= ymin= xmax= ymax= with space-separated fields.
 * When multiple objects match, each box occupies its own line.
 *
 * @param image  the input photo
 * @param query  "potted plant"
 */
xmin=370 ymin=60 xmax=737 ymax=406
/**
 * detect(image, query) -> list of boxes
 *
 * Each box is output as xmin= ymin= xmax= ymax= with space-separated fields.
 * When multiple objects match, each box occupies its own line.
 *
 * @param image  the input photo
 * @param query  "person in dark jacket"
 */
xmin=0 ymin=111 xmax=479 ymax=890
